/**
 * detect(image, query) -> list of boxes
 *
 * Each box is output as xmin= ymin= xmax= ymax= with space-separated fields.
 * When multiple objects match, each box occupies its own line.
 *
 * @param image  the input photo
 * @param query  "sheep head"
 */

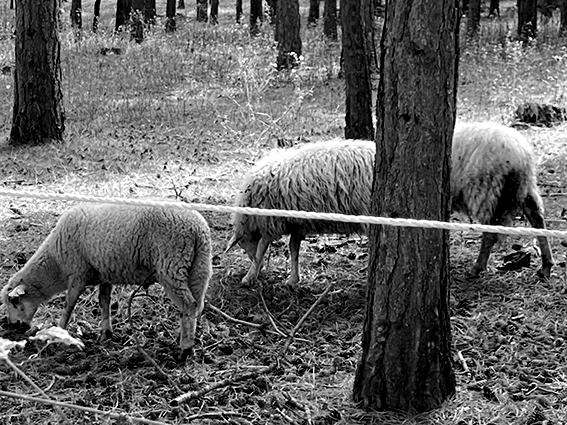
xmin=1 ymin=278 xmax=41 ymax=326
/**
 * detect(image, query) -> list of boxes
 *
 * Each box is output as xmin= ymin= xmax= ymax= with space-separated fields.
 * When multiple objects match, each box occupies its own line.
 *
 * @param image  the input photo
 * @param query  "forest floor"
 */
xmin=1 ymin=1 xmax=567 ymax=424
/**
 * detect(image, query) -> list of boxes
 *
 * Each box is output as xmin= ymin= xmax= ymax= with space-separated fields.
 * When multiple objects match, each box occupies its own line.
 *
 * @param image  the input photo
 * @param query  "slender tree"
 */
xmin=267 ymin=0 xmax=277 ymax=24
xmin=178 ymin=0 xmax=185 ymax=9
xmin=210 ymin=0 xmax=219 ymax=24
xmin=115 ymin=0 xmax=132 ymax=31
xmin=236 ymin=0 xmax=243 ymax=23
xmin=250 ymin=0 xmax=263 ymax=36
xmin=323 ymin=0 xmax=338 ymax=39
xmin=352 ymin=0 xmax=459 ymax=413
xmin=93 ymin=0 xmax=101 ymax=31
xmin=518 ymin=0 xmax=537 ymax=40
xmin=488 ymin=0 xmax=500 ymax=16
xmin=10 ymin=0 xmax=65 ymax=145
xmin=467 ymin=0 xmax=481 ymax=37
xmin=197 ymin=0 xmax=208 ymax=22
xmin=130 ymin=0 xmax=145 ymax=42
xmin=341 ymin=0 xmax=373 ymax=140
xmin=561 ymin=0 xmax=567 ymax=35
xmin=145 ymin=0 xmax=156 ymax=23
xmin=276 ymin=0 xmax=301 ymax=69
xmin=70 ymin=0 xmax=82 ymax=29
xmin=166 ymin=0 xmax=176 ymax=31
xmin=308 ymin=0 xmax=320 ymax=26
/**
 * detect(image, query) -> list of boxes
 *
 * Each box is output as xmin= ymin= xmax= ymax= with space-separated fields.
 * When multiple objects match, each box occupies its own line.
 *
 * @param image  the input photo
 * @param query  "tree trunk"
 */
xmin=375 ymin=0 xmax=384 ymax=17
xmin=178 ymin=0 xmax=185 ymax=9
xmin=308 ymin=0 xmax=320 ymax=26
xmin=166 ymin=0 xmax=176 ymax=31
xmin=467 ymin=0 xmax=481 ymax=37
xmin=210 ymin=0 xmax=219 ymax=24
xmin=250 ymin=0 xmax=263 ymax=36
xmin=144 ymin=0 xmax=156 ymax=23
xmin=196 ymin=0 xmax=208 ymax=22
xmin=10 ymin=0 xmax=65 ymax=145
xmin=93 ymin=0 xmax=101 ymax=31
xmin=276 ymin=0 xmax=301 ymax=70
xmin=70 ymin=0 xmax=82 ymax=29
xmin=488 ymin=0 xmax=500 ymax=16
xmin=267 ymin=0 xmax=277 ymax=24
xmin=130 ymin=0 xmax=144 ymax=42
xmin=352 ymin=0 xmax=458 ymax=413
xmin=341 ymin=0 xmax=373 ymax=139
xmin=323 ymin=0 xmax=338 ymax=40
xmin=115 ymin=0 xmax=132 ymax=31
xmin=518 ymin=0 xmax=537 ymax=40
xmin=560 ymin=0 xmax=567 ymax=35
xmin=236 ymin=0 xmax=243 ymax=23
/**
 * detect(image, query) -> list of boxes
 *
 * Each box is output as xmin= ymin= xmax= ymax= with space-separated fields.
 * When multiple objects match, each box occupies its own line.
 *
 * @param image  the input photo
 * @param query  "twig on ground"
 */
xmin=0 ymin=390 xmax=169 ymax=425
xmin=258 ymin=284 xmax=289 ymax=338
xmin=170 ymin=363 xmax=278 ymax=406
xmin=2 ymin=357 xmax=70 ymax=424
xmin=186 ymin=411 xmax=254 ymax=422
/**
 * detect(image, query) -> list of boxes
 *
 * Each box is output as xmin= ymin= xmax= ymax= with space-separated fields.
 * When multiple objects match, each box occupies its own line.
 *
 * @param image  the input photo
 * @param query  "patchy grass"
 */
xmin=0 ymin=1 xmax=567 ymax=424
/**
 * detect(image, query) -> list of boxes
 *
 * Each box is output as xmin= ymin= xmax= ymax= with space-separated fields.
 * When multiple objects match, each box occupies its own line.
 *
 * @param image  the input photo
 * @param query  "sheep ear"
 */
xmin=224 ymin=235 xmax=240 ymax=253
xmin=8 ymin=285 xmax=26 ymax=300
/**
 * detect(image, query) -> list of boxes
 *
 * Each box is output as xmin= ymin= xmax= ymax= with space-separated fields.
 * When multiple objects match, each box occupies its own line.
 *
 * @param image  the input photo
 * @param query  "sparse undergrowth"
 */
xmin=1 ymin=1 xmax=567 ymax=424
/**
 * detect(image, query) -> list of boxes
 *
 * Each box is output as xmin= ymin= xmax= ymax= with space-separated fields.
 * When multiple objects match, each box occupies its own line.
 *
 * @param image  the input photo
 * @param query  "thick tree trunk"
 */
xmin=93 ymin=0 xmax=101 ymax=31
xmin=518 ymin=0 xmax=537 ymax=40
xmin=196 ymin=0 xmax=208 ymax=22
xmin=352 ymin=0 xmax=458 ymax=413
xmin=489 ymin=0 xmax=500 ymax=16
xmin=467 ymin=0 xmax=481 ymax=37
xmin=267 ymin=0 xmax=277 ymax=24
xmin=115 ymin=0 xmax=132 ymax=31
xmin=323 ymin=0 xmax=338 ymax=40
xmin=250 ymin=0 xmax=263 ymax=36
xmin=308 ymin=0 xmax=320 ymax=26
xmin=210 ymin=0 xmax=219 ymax=24
xmin=10 ymin=0 xmax=65 ymax=145
xmin=341 ymin=0 xmax=373 ymax=139
xmin=276 ymin=0 xmax=301 ymax=70
xmin=70 ymin=0 xmax=82 ymax=29
xmin=144 ymin=0 xmax=156 ymax=23
xmin=236 ymin=0 xmax=243 ymax=23
xmin=166 ymin=0 xmax=176 ymax=31
xmin=130 ymin=0 xmax=144 ymax=42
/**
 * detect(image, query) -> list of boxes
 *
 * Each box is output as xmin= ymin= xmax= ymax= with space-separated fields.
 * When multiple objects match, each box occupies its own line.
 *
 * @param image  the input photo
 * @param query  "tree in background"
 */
xmin=323 ymin=0 xmax=337 ymax=39
xmin=352 ymin=0 xmax=459 ymax=412
xmin=145 ymin=0 xmax=156 ymax=23
xmin=308 ymin=0 xmax=320 ymax=26
xmin=70 ymin=0 xmax=82 ymax=29
xmin=341 ymin=0 xmax=373 ymax=140
xmin=250 ymin=0 xmax=263 ymax=36
xmin=276 ymin=0 xmax=301 ymax=69
xmin=518 ymin=0 xmax=537 ymax=40
xmin=11 ymin=0 xmax=65 ymax=145
xmin=115 ymin=0 xmax=132 ymax=31
xmin=93 ymin=0 xmax=102 ymax=31
xmin=130 ymin=0 xmax=145 ymax=42
xmin=267 ymin=0 xmax=277 ymax=24
xmin=197 ymin=0 xmax=208 ymax=22
xmin=489 ymin=0 xmax=500 ymax=16
xmin=561 ymin=0 xmax=567 ymax=35
xmin=236 ymin=0 xmax=243 ymax=23
xmin=210 ymin=0 xmax=219 ymax=24
xmin=178 ymin=0 xmax=185 ymax=9
xmin=166 ymin=0 xmax=176 ymax=31
xmin=467 ymin=0 xmax=481 ymax=38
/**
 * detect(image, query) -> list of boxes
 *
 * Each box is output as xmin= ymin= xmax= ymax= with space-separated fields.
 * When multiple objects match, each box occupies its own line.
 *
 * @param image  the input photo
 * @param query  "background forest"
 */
xmin=1 ymin=0 xmax=567 ymax=424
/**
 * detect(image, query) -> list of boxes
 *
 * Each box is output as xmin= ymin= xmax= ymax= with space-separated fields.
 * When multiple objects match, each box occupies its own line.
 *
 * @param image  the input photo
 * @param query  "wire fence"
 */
xmin=1 ymin=188 xmax=566 ymax=240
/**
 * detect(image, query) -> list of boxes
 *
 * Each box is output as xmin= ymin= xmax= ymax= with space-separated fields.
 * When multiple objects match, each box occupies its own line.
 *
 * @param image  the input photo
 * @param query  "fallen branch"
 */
xmin=0 ymin=390 xmax=168 ymax=425
xmin=186 ymin=411 xmax=253 ymax=422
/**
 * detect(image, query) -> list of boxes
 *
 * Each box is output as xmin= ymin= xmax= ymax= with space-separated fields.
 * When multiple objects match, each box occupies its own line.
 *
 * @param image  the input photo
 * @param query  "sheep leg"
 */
xmin=523 ymin=193 xmax=554 ymax=278
xmin=99 ymin=282 xmax=113 ymax=340
xmin=472 ymin=232 xmax=499 ymax=277
xmin=241 ymin=237 xmax=271 ymax=284
xmin=59 ymin=278 xmax=87 ymax=329
xmin=287 ymin=233 xmax=304 ymax=285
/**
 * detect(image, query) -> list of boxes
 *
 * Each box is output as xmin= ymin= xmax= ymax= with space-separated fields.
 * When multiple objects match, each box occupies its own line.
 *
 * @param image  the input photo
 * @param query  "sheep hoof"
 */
xmin=286 ymin=276 xmax=300 ymax=285
xmin=100 ymin=329 xmax=113 ymax=341
xmin=537 ymin=267 xmax=551 ymax=280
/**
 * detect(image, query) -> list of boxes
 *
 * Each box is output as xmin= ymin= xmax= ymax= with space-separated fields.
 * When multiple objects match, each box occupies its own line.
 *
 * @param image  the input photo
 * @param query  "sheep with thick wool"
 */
xmin=1 ymin=204 xmax=212 ymax=360
xmin=227 ymin=122 xmax=554 ymax=284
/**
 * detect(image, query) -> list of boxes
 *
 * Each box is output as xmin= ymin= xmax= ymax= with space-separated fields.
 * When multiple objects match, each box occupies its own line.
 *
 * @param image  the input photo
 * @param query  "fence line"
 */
xmin=0 ymin=188 xmax=566 ymax=239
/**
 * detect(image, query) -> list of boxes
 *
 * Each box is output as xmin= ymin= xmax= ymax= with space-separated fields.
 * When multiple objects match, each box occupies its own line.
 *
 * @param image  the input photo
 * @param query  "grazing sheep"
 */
xmin=1 ymin=204 xmax=212 ymax=360
xmin=227 ymin=122 xmax=553 ymax=284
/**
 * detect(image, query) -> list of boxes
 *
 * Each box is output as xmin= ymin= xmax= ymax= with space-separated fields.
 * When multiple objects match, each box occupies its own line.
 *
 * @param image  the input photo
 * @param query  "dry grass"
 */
xmin=0 ymin=1 xmax=567 ymax=424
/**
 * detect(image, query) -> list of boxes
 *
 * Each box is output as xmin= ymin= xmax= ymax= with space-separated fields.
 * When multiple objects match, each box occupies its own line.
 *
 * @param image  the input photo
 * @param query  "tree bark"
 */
xmin=352 ymin=0 xmax=458 ymax=413
xmin=144 ymin=0 xmax=156 ymax=23
xmin=308 ymin=0 xmax=320 ymax=26
xmin=130 ymin=0 xmax=144 ymax=42
xmin=250 ymin=0 xmax=263 ymax=36
xmin=10 ymin=0 xmax=65 ymax=145
xmin=276 ymin=0 xmax=301 ymax=70
xmin=93 ymin=0 xmax=101 ymax=31
xmin=210 ymin=0 xmax=219 ymax=24
xmin=518 ymin=0 xmax=537 ymax=40
xmin=196 ymin=0 xmax=208 ymax=22
xmin=560 ymin=0 xmax=567 ymax=35
xmin=323 ymin=0 xmax=338 ymax=40
xmin=166 ymin=0 xmax=176 ymax=31
xmin=488 ymin=0 xmax=500 ymax=16
xmin=341 ymin=0 xmax=373 ymax=140
xmin=70 ymin=0 xmax=82 ymax=29
xmin=178 ymin=0 xmax=185 ymax=9
xmin=236 ymin=0 xmax=243 ymax=23
xmin=115 ymin=0 xmax=132 ymax=31
xmin=467 ymin=0 xmax=481 ymax=37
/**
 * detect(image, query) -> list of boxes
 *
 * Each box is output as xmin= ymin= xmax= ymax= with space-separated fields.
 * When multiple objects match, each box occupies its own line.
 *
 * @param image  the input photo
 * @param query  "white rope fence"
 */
xmin=0 ymin=188 xmax=566 ymax=239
